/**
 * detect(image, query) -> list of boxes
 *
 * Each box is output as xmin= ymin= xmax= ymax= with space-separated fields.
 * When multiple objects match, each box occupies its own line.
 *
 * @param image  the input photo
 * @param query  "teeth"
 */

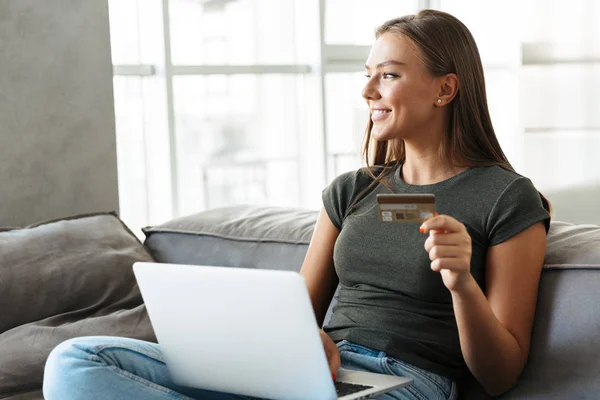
xmin=372 ymin=110 xmax=390 ymax=115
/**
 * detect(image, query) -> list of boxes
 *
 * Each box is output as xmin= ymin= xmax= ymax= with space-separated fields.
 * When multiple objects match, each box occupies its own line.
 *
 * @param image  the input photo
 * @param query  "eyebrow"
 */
xmin=365 ymin=60 xmax=407 ymax=70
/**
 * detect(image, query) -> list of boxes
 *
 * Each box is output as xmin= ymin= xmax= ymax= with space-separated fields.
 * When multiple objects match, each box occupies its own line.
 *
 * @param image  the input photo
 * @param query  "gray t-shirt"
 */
xmin=322 ymin=164 xmax=550 ymax=381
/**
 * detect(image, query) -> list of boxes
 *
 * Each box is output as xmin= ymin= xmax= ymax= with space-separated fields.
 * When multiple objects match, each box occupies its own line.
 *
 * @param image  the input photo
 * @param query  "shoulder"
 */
xmin=323 ymin=164 xmax=392 ymax=230
xmin=446 ymin=165 xmax=549 ymax=242
xmin=460 ymin=166 xmax=542 ymax=203
xmin=469 ymin=165 xmax=528 ymax=189
xmin=461 ymin=165 xmax=544 ymax=209
xmin=324 ymin=167 xmax=377 ymax=209
xmin=472 ymin=167 xmax=550 ymax=243
xmin=327 ymin=162 xmax=399 ymax=195
xmin=475 ymin=166 xmax=542 ymax=203
xmin=328 ymin=167 xmax=376 ymax=191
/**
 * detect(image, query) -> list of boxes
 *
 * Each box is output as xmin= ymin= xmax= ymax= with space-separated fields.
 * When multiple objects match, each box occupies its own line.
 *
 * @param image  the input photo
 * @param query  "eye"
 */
xmin=364 ymin=73 xmax=371 ymax=79
xmin=383 ymin=72 xmax=399 ymax=79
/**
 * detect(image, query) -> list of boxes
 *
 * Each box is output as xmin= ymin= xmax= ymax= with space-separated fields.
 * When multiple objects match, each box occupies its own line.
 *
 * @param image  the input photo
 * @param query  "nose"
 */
xmin=361 ymin=77 xmax=381 ymax=101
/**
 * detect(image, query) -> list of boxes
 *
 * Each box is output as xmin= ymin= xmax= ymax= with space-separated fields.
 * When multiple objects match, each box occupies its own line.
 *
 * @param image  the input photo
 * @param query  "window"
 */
xmin=325 ymin=0 xmax=418 ymax=45
xmin=172 ymin=74 xmax=312 ymax=214
xmin=109 ymin=0 xmax=600 ymax=231
xmin=438 ymin=0 xmax=600 ymax=224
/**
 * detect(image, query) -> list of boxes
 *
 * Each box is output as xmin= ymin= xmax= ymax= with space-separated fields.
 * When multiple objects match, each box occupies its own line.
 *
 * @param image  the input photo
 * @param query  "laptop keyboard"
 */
xmin=335 ymin=381 xmax=374 ymax=397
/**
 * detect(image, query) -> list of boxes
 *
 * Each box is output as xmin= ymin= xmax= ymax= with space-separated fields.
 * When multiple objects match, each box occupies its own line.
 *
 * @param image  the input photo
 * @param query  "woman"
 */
xmin=43 ymin=10 xmax=550 ymax=400
xmin=308 ymin=9 xmax=549 ymax=399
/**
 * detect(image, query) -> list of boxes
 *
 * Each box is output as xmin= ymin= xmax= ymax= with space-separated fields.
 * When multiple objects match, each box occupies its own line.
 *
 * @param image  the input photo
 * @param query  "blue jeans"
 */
xmin=43 ymin=336 xmax=457 ymax=400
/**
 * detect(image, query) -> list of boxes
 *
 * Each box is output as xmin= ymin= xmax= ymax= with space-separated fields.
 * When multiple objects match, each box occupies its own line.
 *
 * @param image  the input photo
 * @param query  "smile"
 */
xmin=371 ymin=109 xmax=391 ymax=121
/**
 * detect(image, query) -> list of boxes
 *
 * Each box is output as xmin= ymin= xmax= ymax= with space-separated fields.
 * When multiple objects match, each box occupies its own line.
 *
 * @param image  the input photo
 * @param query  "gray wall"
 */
xmin=0 ymin=0 xmax=118 ymax=227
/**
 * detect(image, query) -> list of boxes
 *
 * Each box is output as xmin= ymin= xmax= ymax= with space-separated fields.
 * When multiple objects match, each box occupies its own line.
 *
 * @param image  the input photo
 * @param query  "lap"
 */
xmin=337 ymin=340 xmax=457 ymax=400
xmin=51 ymin=336 xmax=456 ymax=400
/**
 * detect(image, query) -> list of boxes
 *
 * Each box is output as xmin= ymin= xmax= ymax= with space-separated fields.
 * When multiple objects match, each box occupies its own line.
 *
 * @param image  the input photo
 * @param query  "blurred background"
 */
xmin=108 ymin=0 xmax=600 ymax=232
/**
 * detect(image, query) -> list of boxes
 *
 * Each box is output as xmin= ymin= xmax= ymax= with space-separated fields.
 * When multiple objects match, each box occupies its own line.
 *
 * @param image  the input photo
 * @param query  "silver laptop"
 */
xmin=133 ymin=262 xmax=412 ymax=400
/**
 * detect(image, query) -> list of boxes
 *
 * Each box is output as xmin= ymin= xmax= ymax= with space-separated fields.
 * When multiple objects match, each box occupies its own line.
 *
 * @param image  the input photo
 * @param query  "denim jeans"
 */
xmin=43 ymin=336 xmax=457 ymax=400
xmin=336 ymin=340 xmax=457 ymax=400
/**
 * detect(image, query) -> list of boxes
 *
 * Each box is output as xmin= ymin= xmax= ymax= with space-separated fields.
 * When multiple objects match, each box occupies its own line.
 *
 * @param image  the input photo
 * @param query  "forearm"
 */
xmin=451 ymin=275 xmax=525 ymax=396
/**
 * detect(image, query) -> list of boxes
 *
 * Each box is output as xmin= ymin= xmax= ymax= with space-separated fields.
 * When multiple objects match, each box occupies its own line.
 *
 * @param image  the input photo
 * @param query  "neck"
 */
xmin=400 ymin=142 xmax=466 ymax=185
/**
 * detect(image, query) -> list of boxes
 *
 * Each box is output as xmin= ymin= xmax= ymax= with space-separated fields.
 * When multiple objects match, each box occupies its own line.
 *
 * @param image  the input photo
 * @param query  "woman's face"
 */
xmin=362 ymin=32 xmax=441 ymax=142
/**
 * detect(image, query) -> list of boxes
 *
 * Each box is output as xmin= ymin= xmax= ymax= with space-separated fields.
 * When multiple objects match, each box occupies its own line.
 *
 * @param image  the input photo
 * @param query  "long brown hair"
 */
xmin=352 ymin=9 xmax=551 ymax=214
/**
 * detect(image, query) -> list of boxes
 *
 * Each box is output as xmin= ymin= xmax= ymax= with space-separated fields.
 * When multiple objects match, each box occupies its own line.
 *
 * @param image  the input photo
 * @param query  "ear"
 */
xmin=434 ymin=73 xmax=459 ymax=107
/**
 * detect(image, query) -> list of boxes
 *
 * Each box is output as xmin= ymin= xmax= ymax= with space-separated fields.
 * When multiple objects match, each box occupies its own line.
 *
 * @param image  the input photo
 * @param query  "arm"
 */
xmin=300 ymin=207 xmax=340 ymax=327
xmin=300 ymin=207 xmax=341 ymax=376
xmin=421 ymin=216 xmax=546 ymax=396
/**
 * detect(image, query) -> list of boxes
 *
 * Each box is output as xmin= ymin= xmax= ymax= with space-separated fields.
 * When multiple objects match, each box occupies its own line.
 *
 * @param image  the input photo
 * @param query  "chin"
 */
xmin=371 ymin=127 xmax=396 ymax=142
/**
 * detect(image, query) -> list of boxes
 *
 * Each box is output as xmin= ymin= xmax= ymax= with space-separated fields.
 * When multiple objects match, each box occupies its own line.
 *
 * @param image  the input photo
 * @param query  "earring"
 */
xmin=437 ymin=99 xmax=442 ymax=104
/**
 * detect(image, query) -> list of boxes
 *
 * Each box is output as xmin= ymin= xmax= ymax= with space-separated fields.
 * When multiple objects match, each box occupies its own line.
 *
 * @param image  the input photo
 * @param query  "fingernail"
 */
xmin=332 ymin=373 xmax=337 ymax=381
xmin=419 ymin=227 xmax=425 ymax=234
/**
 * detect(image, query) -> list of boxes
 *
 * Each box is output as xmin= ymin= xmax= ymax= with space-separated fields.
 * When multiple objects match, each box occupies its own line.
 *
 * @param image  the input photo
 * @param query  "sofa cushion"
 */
xmin=500 ymin=222 xmax=600 ymax=399
xmin=543 ymin=221 xmax=600 ymax=268
xmin=504 ymin=269 xmax=600 ymax=399
xmin=0 ymin=305 xmax=154 ymax=398
xmin=0 ymin=390 xmax=43 ymax=400
xmin=0 ymin=212 xmax=154 ymax=333
xmin=0 ymin=212 xmax=157 ymax=396
xmin=143 ymin=206 xmax=318 ymax=271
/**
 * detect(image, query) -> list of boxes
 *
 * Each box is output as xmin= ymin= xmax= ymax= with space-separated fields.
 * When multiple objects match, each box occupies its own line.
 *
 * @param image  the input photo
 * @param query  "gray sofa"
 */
xmin=2 ymin=206 xmax=600 ymax=399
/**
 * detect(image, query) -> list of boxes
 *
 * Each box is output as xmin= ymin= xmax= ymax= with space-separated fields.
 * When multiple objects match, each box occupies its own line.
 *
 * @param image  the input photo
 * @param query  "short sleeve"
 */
xmin=486 ymin=177 xmax=551 ymax=246
xmin=322 ymin=169 xmax=377 ymax=230
xmin=322 ymin=172 xmax=355 ymax=230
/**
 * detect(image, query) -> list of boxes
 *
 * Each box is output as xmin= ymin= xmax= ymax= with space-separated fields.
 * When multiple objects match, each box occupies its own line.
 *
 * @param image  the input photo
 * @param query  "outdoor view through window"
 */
xmin=109 ymin=0 xmax=600 ymax=232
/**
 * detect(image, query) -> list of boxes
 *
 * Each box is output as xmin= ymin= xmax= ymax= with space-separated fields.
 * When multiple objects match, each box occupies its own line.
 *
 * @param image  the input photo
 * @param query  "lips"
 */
xmin=371 ymin=109 xmax=391 ymax=122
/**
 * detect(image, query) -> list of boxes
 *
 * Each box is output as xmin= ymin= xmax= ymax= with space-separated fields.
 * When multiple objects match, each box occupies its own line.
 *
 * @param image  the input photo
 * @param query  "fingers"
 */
xmin=421 ymin=215 xmax=472 ymax=275
xmin=426 ymin=242 xmax=470 ymax=273
xmin=328 ymin=347 xmax=341 ymax=376
xmin=427 ymin=244 xmax=462 ymax=260
xmin=420 ymin=214 xmax=466 ymax=234
xmin=423 ymin=232 xmax=465 ymax=252
xmin=320 ymin=330 xmax=341 ymax=376
xmin=430 ymin=257 xmax=469 ymax=272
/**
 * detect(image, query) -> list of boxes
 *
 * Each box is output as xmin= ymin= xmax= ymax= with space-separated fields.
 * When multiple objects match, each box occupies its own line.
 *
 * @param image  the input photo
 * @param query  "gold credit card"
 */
xmin=376 ymin=194 xmax=436 ymax=223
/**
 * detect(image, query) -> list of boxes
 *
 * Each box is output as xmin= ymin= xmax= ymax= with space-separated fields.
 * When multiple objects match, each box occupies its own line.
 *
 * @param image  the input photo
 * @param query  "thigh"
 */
xmin=53 ymin=336 xmax=257 ymax=400
xmin=380 ymin=356 xmax=457 ymax=400
xmin=337 ymin=341 xmax=457 ymax=400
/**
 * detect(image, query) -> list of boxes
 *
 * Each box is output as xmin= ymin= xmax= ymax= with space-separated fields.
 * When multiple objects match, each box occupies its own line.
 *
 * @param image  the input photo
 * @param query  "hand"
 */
xmin=421 ymin=214 xmax=474 ymax=293
xmin=320 ymin=329 xmax=341 ymax=380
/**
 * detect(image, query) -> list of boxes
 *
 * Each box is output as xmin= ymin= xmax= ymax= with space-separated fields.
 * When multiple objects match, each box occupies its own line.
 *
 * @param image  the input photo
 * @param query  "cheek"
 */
xmin=396 ymin=94 xmax=433 ymax=123
xmin=386 ymin=87 xmax=407 ymax=108
xmin=389 ymin=93 xmax=421 ymax=120
xmin=388 ymin=80 xmax=430 ymax=107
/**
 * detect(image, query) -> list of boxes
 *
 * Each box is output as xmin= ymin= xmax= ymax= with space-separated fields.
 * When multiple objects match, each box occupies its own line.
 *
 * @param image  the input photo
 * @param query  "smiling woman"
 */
xmin=360 ymin=12 xmax=519 ymax=180
xmin=362 ymin=36 xmax=458 ymax=144
xmin=305 ymin=9 xmax=552 ymax=400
